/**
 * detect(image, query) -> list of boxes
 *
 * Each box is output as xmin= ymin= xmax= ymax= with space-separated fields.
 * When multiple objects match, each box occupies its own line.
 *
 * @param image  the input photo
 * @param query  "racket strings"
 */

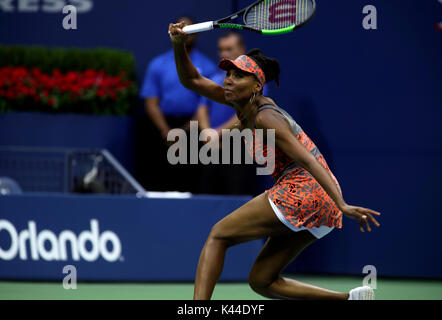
xmin=245 ymin=0 xmax=313 ymax=30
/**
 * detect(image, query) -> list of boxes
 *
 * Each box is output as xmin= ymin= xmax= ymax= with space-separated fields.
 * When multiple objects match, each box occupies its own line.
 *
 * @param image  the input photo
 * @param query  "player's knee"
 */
xmin=248 ymin=270 xmax=273 ymax=294
xmin=209 ymin=221 xmax=225 ymax=239
xmin=208 ymin=221 xmax=235 ymax=247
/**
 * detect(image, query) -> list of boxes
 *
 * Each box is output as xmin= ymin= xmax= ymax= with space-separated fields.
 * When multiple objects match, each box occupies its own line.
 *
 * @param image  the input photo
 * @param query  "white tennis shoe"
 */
xmin=348 ymin=286 xmax=375 ymax=300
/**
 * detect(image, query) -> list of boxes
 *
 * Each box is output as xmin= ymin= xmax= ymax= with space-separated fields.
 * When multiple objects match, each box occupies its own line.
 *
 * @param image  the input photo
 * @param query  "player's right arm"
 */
xmin=169 ymin=22 xmax=229 ymax=106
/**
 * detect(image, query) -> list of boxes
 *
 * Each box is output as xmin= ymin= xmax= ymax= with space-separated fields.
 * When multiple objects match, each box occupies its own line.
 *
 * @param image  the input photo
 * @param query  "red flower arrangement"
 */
xmin=0 ymin=66 xmax=136 ymax=115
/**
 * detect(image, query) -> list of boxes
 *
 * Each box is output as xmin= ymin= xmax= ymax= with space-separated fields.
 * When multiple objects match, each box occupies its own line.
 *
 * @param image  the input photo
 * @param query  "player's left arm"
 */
xmin=255 ymin=110 xmax=346 ymax=208
xmin=255 ymin=109 xmax=381 ymax=232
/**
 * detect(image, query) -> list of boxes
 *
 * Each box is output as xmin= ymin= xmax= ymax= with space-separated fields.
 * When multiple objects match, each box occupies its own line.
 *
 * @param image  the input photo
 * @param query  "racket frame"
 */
xmin=184 ymin=0 xmax=316 ymax=35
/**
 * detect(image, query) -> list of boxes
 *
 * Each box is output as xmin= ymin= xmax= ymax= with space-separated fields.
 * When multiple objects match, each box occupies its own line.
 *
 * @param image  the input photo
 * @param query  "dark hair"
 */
xmin=175 ymin=15 xmax=196 ymax=24
xmin=246 ymin=48 xmax=280 ymax=87
xmin=219 ymin=31 xmax=245 ymax=48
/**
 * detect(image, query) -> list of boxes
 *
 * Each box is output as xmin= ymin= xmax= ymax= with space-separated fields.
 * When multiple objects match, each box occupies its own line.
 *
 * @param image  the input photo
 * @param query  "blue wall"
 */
xmin=0 ymin=194 xmax=262 ymax=281
xmin=0 ymin=0 xmax=231 ymax=82
xmin=1 ymin=193 xmax=441 ymax=280
xmin=0 ymin=112 xmax=135 ymax=173
xmin=1 ymin=0 xmax=441 ymax=278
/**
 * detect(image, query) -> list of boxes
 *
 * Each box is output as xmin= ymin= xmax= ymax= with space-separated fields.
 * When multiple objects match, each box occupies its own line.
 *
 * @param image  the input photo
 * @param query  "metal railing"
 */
xmin=0 ymin=147 xmax=145 ymax=195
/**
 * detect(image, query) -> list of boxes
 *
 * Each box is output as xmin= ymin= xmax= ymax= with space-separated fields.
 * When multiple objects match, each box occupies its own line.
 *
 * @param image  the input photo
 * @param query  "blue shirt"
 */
xmin=199 ymin=71 xmax=270 ymax=127
xmin=140 ymin=49 xmax=217 ymax=116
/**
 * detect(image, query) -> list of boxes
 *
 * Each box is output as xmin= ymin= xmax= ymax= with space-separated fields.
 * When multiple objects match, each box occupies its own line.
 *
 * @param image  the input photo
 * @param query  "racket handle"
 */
xmin=182 ymin=21 xmax=214 ymax=34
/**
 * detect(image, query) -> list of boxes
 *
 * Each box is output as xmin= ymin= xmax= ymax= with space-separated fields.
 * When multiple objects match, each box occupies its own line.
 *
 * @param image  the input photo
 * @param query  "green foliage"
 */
xmin=0 ymin=45 xmax=138 ymax=115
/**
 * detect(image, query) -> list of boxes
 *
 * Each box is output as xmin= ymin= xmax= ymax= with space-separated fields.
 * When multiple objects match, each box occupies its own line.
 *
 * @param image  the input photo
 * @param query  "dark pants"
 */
xmin=134 ymin=114 xmax=201 ymax=193
xmin=199 ymin=141 xmax=257 ymax=196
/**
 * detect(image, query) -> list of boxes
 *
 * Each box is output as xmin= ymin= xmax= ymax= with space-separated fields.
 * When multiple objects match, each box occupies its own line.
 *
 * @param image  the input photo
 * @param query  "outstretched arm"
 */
xmin=255 ymin=109 xmax=381 ymax=232
xmin=168 ymin=22 xmax=229 ymax=106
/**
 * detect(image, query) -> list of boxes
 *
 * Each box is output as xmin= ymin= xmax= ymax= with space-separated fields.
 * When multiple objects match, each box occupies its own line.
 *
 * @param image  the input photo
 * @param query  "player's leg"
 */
xmin=248 ymin=231 xmax=349 ymax=300
xmin=193 ymin=192 xmax=292 ymax=300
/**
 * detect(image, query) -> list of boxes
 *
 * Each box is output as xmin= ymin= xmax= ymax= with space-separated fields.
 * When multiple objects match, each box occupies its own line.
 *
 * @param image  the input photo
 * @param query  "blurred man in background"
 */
xmin=197 ymin=31 xmax=269 ymax=195
xmin=137 ymin=16 xmax=217 ymax=193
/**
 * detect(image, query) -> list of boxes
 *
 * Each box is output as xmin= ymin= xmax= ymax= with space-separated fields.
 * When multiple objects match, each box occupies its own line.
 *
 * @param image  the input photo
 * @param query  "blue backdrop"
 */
xmin=1 ymin=0 xmax=441 ymax=278
xmin=0 ymin=194 xmax=262 ymax=281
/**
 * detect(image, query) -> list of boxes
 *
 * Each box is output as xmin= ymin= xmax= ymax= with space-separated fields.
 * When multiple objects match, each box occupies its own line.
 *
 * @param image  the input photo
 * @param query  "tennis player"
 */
xmin=169 ymin=22 xmax=381 ymax=300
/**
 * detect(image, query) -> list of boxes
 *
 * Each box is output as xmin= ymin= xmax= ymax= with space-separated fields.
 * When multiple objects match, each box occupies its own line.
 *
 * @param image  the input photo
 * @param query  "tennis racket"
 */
xmin=182 ymin=0 xmax=316 ymax=35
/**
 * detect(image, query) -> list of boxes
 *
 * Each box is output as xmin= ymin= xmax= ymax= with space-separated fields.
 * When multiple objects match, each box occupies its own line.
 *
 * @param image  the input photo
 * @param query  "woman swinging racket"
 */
xmin=169 ymin=22 xmax=381 ymax=300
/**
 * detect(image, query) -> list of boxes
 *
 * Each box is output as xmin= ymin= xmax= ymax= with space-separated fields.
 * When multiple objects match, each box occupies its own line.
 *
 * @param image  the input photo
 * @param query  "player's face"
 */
xmin=218 ymin=36 xmax=245 ymax=60
xmin=223 ymin=67 xmax=259 ymax=104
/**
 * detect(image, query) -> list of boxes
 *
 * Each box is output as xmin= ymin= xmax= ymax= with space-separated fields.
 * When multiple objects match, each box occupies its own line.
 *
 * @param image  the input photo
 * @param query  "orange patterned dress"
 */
xmin=244 ymin=104 xmax=343 ymax=236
